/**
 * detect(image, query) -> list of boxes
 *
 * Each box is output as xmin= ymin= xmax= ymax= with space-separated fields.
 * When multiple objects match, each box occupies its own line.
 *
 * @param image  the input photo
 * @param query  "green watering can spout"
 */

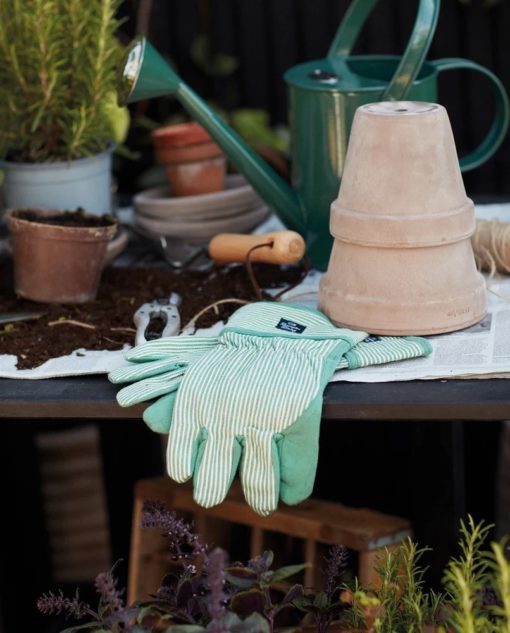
xmin=119 ymin=37 xmax=306 ymax=235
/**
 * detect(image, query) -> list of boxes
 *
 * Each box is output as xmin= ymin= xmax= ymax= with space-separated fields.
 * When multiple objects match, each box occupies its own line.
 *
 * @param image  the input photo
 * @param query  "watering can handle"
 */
xmin=431 ymin=58 xmax=510 ymax=172
xmin=328 ymin=0 xmax=440 ymax=101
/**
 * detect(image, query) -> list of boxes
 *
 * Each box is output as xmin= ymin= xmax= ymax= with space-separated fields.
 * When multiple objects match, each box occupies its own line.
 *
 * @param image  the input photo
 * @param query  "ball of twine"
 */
xmin=472 ymin=219 xmax=510 ymax=276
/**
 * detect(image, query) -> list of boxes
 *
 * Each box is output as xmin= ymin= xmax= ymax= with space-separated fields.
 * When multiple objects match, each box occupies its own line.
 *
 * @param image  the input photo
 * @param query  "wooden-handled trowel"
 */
xmin=208 ymin=230 xmax=306 ymax=265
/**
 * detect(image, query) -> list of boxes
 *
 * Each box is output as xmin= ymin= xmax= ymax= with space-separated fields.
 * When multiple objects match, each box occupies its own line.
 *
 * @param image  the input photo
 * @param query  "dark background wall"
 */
xmin=119 ymin=0 xmax=510 ymax=198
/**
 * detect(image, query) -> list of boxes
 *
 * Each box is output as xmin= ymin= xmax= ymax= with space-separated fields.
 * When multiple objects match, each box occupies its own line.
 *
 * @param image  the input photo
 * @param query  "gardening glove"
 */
xmin=164 ymin=301 xmax=367 ymax=515
xmin=110 ymin=328 xmax=431 ymax=435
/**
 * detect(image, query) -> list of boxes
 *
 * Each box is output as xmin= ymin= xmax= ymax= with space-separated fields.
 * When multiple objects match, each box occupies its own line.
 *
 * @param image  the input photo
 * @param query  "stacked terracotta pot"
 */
xmin=152 ymin=122 xmax=226 ymax=197
xmin=319 ymin=101 xmax=486 ymax=335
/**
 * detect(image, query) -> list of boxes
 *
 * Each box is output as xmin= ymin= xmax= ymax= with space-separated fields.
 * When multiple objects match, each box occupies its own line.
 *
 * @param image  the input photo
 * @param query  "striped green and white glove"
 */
xmin=164 ymin=302 xmax=366 ymax=515
xmin=109 ymin=303 xmax=432 ymax=515
xmin=337 ymin=334 xmax=432 ymax=369
xmin=110 ymin=329 xmax=431 ymax=435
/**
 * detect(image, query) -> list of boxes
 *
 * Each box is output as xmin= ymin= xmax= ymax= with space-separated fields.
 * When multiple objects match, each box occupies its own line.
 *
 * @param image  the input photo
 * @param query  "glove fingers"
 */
xmin=109 ymin=358 xmax=182 ymax=384
xmin=143 ymin=392 xmax=177 ymax=434
xmin=126 ymin=336 xmax=219 ymax=362
xmin=278 ymin=394 xmax=322 ymax=506
xmin=166 ymin=420 xmax=202 ymax=483
xmin=193 ymin=431 xmax=241 ymax=509
xmin=115 ymin=369 xmax=184 ymax=407
xmin=240 ymin=429 xmax=279 ymax=517
xmin=337 ymin=335 xmax=432 ymax=370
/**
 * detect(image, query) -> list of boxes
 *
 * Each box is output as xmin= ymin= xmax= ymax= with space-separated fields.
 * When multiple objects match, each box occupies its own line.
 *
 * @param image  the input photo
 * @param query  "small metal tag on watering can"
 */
xmin=119 ymin=0 xmax=509 ymax=271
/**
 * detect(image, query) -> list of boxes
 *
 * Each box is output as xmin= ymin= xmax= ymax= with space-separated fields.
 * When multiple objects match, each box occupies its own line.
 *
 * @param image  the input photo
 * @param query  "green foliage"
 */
xmin=440 ymin=517 xmax=510 ymax=633
xmin=230 ymin=110 xmax=289 ymax=155
xmin=0 ymin=0 xmax=125 ymax=162
xmin=339 ymin=517 xmax=510 ymax=633
xmin=341 ymin=539 xmax=444 ymax=633
xmin=442 ymin=517 xmax=493 ymax=633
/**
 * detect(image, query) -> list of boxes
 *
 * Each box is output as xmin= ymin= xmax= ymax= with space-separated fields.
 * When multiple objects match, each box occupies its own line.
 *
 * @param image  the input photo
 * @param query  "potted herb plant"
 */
xmin=37 ymin=507 xmax=510 ymax=633
xmin=0 ymin=0 xmax=129 ymax=214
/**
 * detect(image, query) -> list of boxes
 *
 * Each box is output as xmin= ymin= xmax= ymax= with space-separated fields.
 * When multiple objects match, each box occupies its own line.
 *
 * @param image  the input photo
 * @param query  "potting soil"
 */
xmin=13 ymin=209 xmax=114 ymax=227
xmin=0 ymin=264 xmax=303 ymax=369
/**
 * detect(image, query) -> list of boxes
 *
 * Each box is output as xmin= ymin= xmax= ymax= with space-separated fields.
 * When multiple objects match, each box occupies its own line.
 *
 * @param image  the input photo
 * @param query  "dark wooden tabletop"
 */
xmin=0 ymin=375 xmax=509 ymax=421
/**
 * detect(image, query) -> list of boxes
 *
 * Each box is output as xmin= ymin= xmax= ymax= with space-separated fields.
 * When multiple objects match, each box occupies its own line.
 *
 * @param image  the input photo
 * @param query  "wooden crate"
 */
xmin=128 ymin=477 xmax=412 ymax=602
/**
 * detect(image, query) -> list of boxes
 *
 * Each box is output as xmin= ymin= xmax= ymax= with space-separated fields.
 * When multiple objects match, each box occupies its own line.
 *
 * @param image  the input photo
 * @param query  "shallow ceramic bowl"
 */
xmin=134 ymin=204 xmax=270 ymax=244
xmin=133 ymin=174 xmax=262 ymax=221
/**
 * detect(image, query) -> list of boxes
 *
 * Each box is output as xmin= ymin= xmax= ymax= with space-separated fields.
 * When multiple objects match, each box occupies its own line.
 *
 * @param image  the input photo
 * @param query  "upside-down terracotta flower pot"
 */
xmin=6 ymin=208 xmax=117 ymax=303
xmin=319 ymin=101 xmax=486 ymax=335
xmin=152 ymin=122 xmax=226 ymax=196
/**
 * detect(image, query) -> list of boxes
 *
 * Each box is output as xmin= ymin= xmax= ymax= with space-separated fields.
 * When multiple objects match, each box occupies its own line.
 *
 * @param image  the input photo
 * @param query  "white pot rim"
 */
xmin=0 ymin=144 xmax=115 ymax=170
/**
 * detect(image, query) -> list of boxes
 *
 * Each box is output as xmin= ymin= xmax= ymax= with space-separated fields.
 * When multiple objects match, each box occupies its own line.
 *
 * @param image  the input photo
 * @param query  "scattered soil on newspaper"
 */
xmin=0 ymin=265 xmax=303 ymax=369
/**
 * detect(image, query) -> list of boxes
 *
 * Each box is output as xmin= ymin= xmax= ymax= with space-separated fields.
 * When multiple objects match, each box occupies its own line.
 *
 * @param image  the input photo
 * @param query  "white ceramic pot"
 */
xmin=0 ymin=146 xmax=114 ymax=215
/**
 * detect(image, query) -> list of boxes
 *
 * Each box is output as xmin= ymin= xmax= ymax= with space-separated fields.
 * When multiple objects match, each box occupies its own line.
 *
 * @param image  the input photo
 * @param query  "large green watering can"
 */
xmin=120 ymin=0 xmax=509 ymax=270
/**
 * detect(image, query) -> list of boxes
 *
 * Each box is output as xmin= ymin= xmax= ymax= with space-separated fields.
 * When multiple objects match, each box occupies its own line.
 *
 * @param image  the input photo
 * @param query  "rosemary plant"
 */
xmin=0 ymin=0 xmax=125 ymax=162
xmin=342 ymin=539 xmax=444 ymax=633
xmin=442 ymin=517 xmax=493 ymax=633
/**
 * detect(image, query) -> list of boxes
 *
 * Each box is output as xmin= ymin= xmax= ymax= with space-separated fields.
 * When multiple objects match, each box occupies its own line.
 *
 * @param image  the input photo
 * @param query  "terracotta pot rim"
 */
xmin=152 ymin=122 xmax=212 ymax=147
xmin=6 ymin=209 xmax=117 ymax=241
xmin=156 ymin=143 xmax=224 ymax=164
xmin=330 ymin=199 xmax=476 ymax=247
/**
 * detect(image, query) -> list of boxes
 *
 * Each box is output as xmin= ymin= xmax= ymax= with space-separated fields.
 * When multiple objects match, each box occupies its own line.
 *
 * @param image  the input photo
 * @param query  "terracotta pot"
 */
xmin=319 ymin=101 xmax=486 ymax=336
xmin=152 ymin=122 xmax=226 ymax=196
xmin=6 ymin=209 xmax=117 ymax=303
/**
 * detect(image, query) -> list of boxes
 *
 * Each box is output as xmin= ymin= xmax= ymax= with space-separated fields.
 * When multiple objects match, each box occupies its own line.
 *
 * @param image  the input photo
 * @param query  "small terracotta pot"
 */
xmin=152 ymin=122 xmax=226 ymax=196
xmin=319 ymin=101 xmax=486 ymax=335
xmin=6 ymin=209 xmax=117 ymax=303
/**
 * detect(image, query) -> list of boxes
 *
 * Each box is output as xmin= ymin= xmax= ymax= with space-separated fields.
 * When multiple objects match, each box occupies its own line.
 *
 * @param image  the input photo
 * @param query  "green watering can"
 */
xmin=120 ymin=0 xmax=509 ymax=270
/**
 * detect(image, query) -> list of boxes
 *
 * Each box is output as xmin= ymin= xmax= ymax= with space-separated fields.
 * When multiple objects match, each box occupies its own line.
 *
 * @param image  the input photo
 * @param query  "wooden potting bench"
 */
xmin=2 ymin=375 xmax=509 ymax=420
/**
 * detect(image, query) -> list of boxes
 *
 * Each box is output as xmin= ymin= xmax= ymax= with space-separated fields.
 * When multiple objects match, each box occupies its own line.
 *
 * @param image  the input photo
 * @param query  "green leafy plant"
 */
xmin=340 ymin=539 xmax=444 ymax=633
xmin=440 ymin=516 xmax=510 ymax=633
xmin=0 ymin=0 xmax=127 ymax=162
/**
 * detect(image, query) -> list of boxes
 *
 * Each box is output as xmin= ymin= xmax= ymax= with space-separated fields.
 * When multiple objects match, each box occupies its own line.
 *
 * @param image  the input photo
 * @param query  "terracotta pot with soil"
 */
xmin=152 ymin=122 xmax=226 ymax=196
xmin=6 ymin=209 xmax=117 ymax=303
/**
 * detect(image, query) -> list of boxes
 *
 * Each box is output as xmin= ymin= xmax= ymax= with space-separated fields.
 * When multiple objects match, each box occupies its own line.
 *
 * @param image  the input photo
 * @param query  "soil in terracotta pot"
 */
xmin=0 ymin=264 xmax=304 ymax=369
xmin=14 ymin=208 xmax=115 ymax=227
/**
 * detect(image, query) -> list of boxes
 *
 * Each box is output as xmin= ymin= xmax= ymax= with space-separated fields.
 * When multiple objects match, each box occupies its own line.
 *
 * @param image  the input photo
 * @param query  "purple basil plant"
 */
xmin=38 ymin=500 xmax=348 ymax=633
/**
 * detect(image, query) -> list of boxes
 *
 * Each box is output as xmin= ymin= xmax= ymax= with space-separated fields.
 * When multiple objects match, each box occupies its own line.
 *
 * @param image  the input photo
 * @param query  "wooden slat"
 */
xmin=135 ymin=478 xmax=411 ymax=551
